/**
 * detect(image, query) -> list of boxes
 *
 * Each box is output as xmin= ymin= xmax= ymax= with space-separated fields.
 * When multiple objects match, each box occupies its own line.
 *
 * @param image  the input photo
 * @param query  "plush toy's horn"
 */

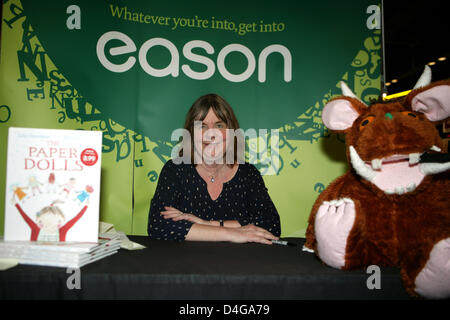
xmin=340 ymin=81 xmax=366 ymax=105
xmin=341 ymin=81 xmax=358 ymax=98
xmin=413 ymin=65 xmax=432 ymax=89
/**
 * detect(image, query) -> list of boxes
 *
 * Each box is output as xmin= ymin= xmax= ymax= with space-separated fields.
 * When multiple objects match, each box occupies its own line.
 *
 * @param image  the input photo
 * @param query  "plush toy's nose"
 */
xmin=385 ymin=112 xmax=393 ymax=120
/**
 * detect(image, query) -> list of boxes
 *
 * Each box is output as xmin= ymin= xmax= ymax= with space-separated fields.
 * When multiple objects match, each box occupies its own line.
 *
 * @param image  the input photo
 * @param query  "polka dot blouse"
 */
xmin=148 ymin=160 xmax=281 ymax=241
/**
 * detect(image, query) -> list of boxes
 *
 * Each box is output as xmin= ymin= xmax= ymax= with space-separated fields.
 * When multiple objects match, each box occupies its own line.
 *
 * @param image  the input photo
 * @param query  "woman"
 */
xmin=147 ymin=94 xmax=281 ymax=244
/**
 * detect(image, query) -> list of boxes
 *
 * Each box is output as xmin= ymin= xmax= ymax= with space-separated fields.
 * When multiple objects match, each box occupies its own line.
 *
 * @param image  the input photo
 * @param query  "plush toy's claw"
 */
xmin=415 ymin=237 xmax=450 ymax=299
xmin=315 ymin=198 xmax=356 ymax=269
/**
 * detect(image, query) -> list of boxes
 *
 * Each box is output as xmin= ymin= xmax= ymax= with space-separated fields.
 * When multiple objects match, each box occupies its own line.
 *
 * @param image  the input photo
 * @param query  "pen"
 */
xmin=272 ymin=239 xmax=296 ymax=247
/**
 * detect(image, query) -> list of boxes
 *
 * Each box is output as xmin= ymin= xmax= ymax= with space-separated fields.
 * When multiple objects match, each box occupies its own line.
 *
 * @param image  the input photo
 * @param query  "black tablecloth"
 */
xmin=0 ymin=237 xmax=410 ymax=300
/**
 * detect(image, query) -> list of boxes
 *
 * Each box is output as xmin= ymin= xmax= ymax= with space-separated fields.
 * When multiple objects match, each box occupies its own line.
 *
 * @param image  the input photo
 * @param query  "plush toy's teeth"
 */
xmin=430 ymin=145 xmax=441 ymax=152
xmin=384 ymin=183 xmax=417 ymax=195
xmin=409 ymin=153 xmax=421 ymax=165
xmin=419 ymin=162 xmax=450 ymax=175
xmin=394 ymin=187 xmax=405 ymax=195
xmin=349 ymin=146 xmax=376 ymax=181
xmin=371 ymin=154 xmax=419 ymax=169
xmin=406 ymin=183 xmax=416 ymax=192
xmin=371 ymin=159 xmax=382 ymax=170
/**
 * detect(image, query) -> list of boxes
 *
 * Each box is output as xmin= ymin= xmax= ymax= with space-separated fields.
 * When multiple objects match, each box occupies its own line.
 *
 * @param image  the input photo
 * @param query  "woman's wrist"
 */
xmin=208 ymin=220 xmax=241 ymax=228
xmin=208 ymin=220 xmax=222 ymax=227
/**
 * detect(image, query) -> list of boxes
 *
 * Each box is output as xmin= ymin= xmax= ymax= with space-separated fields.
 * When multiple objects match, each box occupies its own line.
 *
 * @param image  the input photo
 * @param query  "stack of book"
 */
xmin=1 ymin=127 xmax=113 ymax=269
xmin=0 ymin=233 xmax=121 ymax=268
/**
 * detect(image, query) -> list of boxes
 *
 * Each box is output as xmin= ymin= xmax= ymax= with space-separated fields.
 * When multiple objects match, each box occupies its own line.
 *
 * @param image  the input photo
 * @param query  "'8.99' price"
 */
xmin=80 ymin=148 xmax=98 ymax=166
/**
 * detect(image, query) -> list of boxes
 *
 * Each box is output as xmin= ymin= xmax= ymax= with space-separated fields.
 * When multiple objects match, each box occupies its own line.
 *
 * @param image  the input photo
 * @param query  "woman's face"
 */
xmin=193 ymin=108 xmax=229 ymax=164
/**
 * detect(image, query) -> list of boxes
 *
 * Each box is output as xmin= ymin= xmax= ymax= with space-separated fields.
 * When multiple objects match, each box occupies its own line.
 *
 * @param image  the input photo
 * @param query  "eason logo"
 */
xmin=96 ymin=31 xmax=292 ymax=83
xmin=20 ymin=0 xmax=377 ymax=141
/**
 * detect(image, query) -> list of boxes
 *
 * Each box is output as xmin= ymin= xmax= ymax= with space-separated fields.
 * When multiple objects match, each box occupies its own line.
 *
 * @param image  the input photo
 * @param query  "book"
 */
xmin=0 ymin=233 xmax=121 ymax=268
xmin=4 ymin=127 xmax=102 ymax=243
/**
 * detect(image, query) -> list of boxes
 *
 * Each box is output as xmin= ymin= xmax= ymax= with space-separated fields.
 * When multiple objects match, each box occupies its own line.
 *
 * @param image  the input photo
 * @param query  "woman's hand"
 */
xmin=226 ymin=224 xmax=279 ymax=245
xmin=161 ymin=207 xmax=278 ymax=245
xmin=160 ymin=206 xmax=211 ymax=225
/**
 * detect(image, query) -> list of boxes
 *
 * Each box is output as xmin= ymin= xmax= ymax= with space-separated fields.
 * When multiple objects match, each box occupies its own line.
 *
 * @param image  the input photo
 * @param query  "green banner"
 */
xmin=0 ymin=0 xmax=380 ymax=237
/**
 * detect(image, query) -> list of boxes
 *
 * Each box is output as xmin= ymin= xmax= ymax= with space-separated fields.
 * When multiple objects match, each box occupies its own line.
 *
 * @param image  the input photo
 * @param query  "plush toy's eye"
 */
xmin=401 ymin=111 xmax=418 ymax=118
xmin=359 ymin=116 xmax=375 ymax=131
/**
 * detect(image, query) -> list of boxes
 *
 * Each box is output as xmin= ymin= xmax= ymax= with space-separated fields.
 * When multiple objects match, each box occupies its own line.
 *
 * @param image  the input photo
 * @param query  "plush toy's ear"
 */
xmin=406 ymin=66 xmax=450 ymax=122
xmin=322 ymin=82 xmax=367 ymax=132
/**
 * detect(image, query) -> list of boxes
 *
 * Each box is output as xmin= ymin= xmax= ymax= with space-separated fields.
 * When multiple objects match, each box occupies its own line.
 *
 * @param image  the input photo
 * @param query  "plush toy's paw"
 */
xmin=314 ymin=198 xmax=356 ymax=269
xmin=415 ymin=237 xmax=450 ymax=299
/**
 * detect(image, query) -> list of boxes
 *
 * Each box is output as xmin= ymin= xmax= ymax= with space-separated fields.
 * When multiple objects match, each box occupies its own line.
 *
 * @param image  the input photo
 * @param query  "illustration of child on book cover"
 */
xmin=4 ymin=127 xmax=102 ymax=243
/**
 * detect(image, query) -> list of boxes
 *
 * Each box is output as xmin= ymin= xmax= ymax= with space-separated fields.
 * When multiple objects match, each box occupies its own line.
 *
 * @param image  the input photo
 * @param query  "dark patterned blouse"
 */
xmin=148 ymin=160 xmax=281 ymax=241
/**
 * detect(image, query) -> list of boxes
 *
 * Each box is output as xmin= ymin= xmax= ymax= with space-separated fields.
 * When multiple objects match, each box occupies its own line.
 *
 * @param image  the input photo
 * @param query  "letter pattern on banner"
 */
xmin=0 ymin=0 xmax=381 ymax=236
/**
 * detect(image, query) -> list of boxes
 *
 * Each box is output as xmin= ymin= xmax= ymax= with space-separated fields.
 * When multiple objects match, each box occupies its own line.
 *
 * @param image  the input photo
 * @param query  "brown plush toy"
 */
xmin=304 ymin=66 xmax=450 ymax=299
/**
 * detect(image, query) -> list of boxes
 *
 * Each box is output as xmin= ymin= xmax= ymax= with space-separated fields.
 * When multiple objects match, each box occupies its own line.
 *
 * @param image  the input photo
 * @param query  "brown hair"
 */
xmin=180 ymin=93 xmax=241 ymax=165
xmin=36 ymin=201 xmax=65 ymax=219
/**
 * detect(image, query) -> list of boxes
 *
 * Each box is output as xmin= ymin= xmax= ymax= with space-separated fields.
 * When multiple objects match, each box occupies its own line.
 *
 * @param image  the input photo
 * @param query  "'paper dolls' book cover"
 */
xmin=4 ymin=127 xmax=102 ymax=242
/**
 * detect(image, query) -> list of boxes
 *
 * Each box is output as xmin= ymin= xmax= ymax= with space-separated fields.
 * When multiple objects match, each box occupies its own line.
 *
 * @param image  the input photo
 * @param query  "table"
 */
xmin=0 ymin=237 xmax=410 ymax=300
